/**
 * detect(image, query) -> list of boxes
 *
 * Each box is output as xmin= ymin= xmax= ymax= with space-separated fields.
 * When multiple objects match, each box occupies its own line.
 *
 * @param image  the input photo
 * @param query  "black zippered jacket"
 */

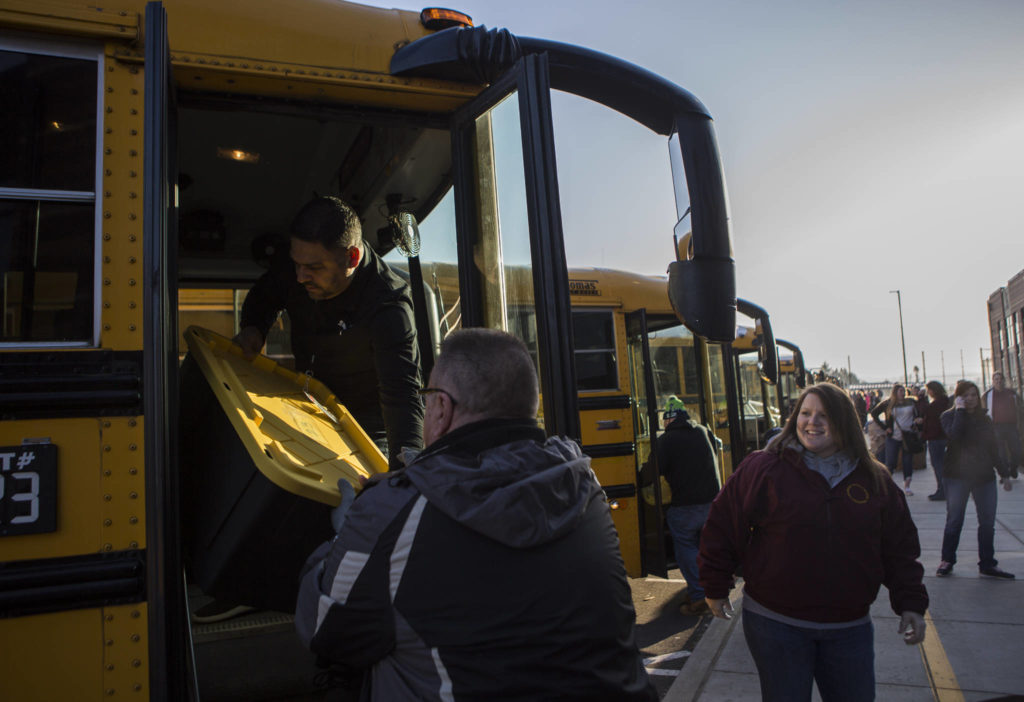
xmin=295 ymin=419 xmax=656 ymax=701
xmin=241 ymin=245 xmax=423 ymax=465
xmin=655 ymin=415 xmax=721 ymax=507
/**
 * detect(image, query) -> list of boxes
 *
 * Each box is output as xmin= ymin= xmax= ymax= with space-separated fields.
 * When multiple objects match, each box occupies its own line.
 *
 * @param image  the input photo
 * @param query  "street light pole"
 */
xmin=890 ymin=290 xmax=909 ymax=386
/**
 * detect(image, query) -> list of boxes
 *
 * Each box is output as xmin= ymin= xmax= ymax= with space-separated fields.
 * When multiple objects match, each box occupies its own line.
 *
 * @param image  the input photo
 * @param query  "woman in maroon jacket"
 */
xmin=698 ymin=383 xmax=928 ymax=702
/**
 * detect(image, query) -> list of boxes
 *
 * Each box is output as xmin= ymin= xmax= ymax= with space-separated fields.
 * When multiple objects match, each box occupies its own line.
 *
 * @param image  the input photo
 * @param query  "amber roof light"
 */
xmin=420 ymin=7 xmax=473 ymax=29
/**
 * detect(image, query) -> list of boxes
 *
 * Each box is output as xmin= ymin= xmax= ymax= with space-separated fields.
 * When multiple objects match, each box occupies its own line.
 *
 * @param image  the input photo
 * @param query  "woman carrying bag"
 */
xmin=870 ymin=383 xmax=922 ymax=496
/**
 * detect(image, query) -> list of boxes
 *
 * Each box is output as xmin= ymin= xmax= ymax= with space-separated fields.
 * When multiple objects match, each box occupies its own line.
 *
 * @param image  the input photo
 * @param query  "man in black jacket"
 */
xmin=296 ymin=328 xmax=656 ymax=701
xmin=655 ymin=400 xmax=721 ymax=615
xmin=237 ymin=196 xmax=423 ymax=468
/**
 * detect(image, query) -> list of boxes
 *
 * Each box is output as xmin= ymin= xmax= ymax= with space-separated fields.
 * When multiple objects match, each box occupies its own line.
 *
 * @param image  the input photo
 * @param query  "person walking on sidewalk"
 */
xmin=651 ymin=401 xmax=721 ymax=615
xmin=936 ymin=380 xmax=1015 ymax=579
xmin=870 ymin=383 xmax=920 ymax=496
xmin=982 ymin=371 xmax=1022 ymax=479
xmin=699 ymin=383 xmax=929 ymax=702
xmin=921 ymin=381 xmax=951 ymax=501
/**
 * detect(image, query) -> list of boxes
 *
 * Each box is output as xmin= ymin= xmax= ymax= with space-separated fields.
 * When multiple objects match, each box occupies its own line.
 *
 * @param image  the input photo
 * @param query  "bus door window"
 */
xmin=455 ymin=81 xmax=562 ymax=427
xmin=0 ymin=43 xmax=101 ymax=346
xmin=736 ymin=350 xmax=780 ymax=452
xmin=549 ymin=92 xmax=677 ymax=274
xmin=736 ymin=350 xmax=759 ymax=450
xmin=625 ymin=309 xmax=668 ymax=578
xmin=765 ymin=381 xmax=781 ymax=429
xmin=384 ymin=189 xmax=460 ymax=365
xmin=466 ymin=93 xmax=538 ymax=349
xmin=648 ymin=327 xmax=700 ymax=419
xmin=704 ymin=342 xmax=735 ymax=475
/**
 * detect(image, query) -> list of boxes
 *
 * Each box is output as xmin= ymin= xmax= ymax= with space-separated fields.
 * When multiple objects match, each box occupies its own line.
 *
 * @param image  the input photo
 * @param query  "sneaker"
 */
xmin=191 ymin=600 xmax=256 ymax=624
xmin=936 ymin=561 xmax=953 ymax=577
xmin=979 ymin=567 xmax=1015 ymax=580
xmin=904 ymin=487 xmax=914 ymax=496
xmin=679 ymin=599 xmax=710 ymax=615
xmin=927 ymin=492 xmax=946 ymax=501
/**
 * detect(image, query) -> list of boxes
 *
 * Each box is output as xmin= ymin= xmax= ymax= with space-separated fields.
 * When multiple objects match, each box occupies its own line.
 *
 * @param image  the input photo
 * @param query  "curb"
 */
xmin=663 ymin=590 xmax=744 ymax=702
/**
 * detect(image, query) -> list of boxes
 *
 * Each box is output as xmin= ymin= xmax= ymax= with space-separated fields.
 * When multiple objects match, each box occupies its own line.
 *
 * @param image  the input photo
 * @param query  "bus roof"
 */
xmin=568 ymin=268 xmax=674 ymax=314
xmin=4 ymin=0 xmax=481 ymax=110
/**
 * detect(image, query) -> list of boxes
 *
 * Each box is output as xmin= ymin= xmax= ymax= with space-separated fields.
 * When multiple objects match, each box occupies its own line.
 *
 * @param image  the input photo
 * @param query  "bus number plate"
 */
xmin=0 ymin=444 xmax=58 ymax=536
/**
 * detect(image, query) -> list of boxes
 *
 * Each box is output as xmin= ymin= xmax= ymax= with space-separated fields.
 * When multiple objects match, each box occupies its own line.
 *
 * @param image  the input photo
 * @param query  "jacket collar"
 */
xmin=417 ymin=418 xmax=546 ymax=462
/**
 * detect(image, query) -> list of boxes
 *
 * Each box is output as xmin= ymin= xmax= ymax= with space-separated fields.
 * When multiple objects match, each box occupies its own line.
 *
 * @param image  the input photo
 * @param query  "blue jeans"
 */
xmin=743 ymin=609 xmax=875 ymax=702
xmin=665 ymin=503 xmax=710 ymax=601
xmin=927 ymin=439 xmax=947 ymax=494
xmin=993 ymin=423 xmax=1022 ymax=475
xmin=884 ymin=437 xmax=913 ymax=481
xmin=941 ymin=477 xmax=998 ymax=569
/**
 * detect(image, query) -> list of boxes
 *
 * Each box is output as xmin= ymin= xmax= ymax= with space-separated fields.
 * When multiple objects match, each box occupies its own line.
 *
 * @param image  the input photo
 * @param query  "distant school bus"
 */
xmin=566 ymin=268 xmax=737 ymax=578
xmin=0 ymin=1 xmax=739 ymax=698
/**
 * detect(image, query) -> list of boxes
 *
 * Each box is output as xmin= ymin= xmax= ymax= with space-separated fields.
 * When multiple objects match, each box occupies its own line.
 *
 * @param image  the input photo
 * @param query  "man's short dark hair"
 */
xmin=290 ymin=195 xmax=362 ymax=251
xmin=435 ymin=328 xmax=539 ymax=419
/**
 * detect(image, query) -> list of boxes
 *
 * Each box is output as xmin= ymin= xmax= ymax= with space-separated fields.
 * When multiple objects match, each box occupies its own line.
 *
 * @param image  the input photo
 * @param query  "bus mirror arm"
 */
xmin=668 ymin=257 xmax=736 ymax=343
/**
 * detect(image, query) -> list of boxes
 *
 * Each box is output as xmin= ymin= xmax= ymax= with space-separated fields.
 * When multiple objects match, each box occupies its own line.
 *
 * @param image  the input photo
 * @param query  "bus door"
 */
xmin=450 ymin=54 xmax=578 ymax=437
xmin=142 ymin=3 xmax=192 ymax=699
xmin=625 ymin=309 xmax=668 ymax=578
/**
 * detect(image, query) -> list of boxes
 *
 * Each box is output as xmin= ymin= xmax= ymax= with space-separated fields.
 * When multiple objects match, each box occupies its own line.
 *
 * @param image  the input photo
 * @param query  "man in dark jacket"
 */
xmin=237 ymin=196 xmax=423 ymax=468
xmin=654 ymin=400 xmax=721 ymax=614
xmin=982 ymin=371 xmax=1022 ymax=478
xmin=296 ymin=329 xmax=656 ymax=701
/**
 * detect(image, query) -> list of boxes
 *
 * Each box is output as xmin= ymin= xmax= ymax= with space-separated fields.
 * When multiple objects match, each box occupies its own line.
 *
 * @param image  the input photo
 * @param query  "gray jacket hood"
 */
xmin=403 ymin=423 xmax=605 ymax=548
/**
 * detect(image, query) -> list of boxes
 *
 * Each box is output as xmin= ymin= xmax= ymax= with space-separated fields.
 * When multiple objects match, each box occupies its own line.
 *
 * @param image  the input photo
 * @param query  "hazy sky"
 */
xmin=367 ymin=0 xmax=1024 ymax=383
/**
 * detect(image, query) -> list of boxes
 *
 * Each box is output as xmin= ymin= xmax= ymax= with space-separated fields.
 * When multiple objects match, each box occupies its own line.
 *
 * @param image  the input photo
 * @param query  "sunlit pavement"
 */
xmin=630 ymin=574 xmax=712 ymax=698
xmin=663 ymin=462 xmax=1024 ymax=701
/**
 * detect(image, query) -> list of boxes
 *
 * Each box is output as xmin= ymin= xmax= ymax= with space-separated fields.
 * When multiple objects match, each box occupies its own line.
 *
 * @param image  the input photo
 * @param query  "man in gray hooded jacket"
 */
xmin=295 ymin=328 xmax=655 ymax=701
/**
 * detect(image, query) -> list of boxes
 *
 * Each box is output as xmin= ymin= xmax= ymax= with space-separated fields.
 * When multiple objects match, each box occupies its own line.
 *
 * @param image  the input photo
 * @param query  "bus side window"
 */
xmin=0 ymin=45 xmax=99 ymax=345
xmin=573 ymin=309 xmax=617 ymax=391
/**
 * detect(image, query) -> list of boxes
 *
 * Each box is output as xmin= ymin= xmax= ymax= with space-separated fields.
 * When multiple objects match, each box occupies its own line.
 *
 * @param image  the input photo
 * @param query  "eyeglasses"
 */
xmin=418 ymin=386 xmax=458 ymax=406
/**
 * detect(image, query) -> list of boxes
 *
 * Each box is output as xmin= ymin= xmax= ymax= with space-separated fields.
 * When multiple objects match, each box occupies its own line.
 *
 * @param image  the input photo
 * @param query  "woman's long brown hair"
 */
xmin=953 ymin=379 xmax=983 ymax=415
xmin=768 ymin=382 xmax=889 ymax=493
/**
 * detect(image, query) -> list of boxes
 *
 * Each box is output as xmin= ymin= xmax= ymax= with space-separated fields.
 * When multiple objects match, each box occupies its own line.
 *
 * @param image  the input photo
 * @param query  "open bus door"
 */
xmin=142 ymin=3 xmax=193 ymax=699
xmin=776 ymin=338 xmax=806 ymax=423
xmin=731 ymin=299 xmax=779 ymax=462
xmin=449 ymin=53 xmax=579 ymax=438
xmin=625 ymin=309 xmax=668 ymax=578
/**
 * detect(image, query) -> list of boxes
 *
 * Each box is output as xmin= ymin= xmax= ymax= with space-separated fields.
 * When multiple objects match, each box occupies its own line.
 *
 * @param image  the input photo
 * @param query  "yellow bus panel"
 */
xmin=0 ymin=417 xmax=144 ymax=561
xmin=607 ymin=497 xmax=640 ymax=576
xmin=578 ymin=405 xmax=633 ymax=447
xmin=589 ymin=455 xmax=637 ymax=489
xmin=0 ymin=603 xmax=148 ymax=701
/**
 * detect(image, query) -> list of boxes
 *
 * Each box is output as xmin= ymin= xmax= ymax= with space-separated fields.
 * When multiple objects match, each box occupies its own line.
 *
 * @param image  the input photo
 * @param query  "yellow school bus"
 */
xmin=0 ymin=1 xmax=738 ymax=699
xmin=566 ymin=268 xmax=737 ymax=578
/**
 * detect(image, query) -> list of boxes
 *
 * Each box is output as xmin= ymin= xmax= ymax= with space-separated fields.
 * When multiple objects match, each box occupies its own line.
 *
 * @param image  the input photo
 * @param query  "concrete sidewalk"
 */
xmin=665 ymin=464 xmax=1024 ymax=701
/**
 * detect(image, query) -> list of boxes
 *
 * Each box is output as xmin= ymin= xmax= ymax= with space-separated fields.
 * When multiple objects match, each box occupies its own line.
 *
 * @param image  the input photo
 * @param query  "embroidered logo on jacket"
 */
xmin=846 ymin=483 xmax=870 ymax=504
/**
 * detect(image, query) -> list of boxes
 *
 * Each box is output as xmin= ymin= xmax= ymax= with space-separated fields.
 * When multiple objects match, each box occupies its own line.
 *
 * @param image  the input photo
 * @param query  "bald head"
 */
xmin=423 ymin=329 xmax=539 ymax=446
xmin=434 ymin=328 xmax=539 ymax=418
